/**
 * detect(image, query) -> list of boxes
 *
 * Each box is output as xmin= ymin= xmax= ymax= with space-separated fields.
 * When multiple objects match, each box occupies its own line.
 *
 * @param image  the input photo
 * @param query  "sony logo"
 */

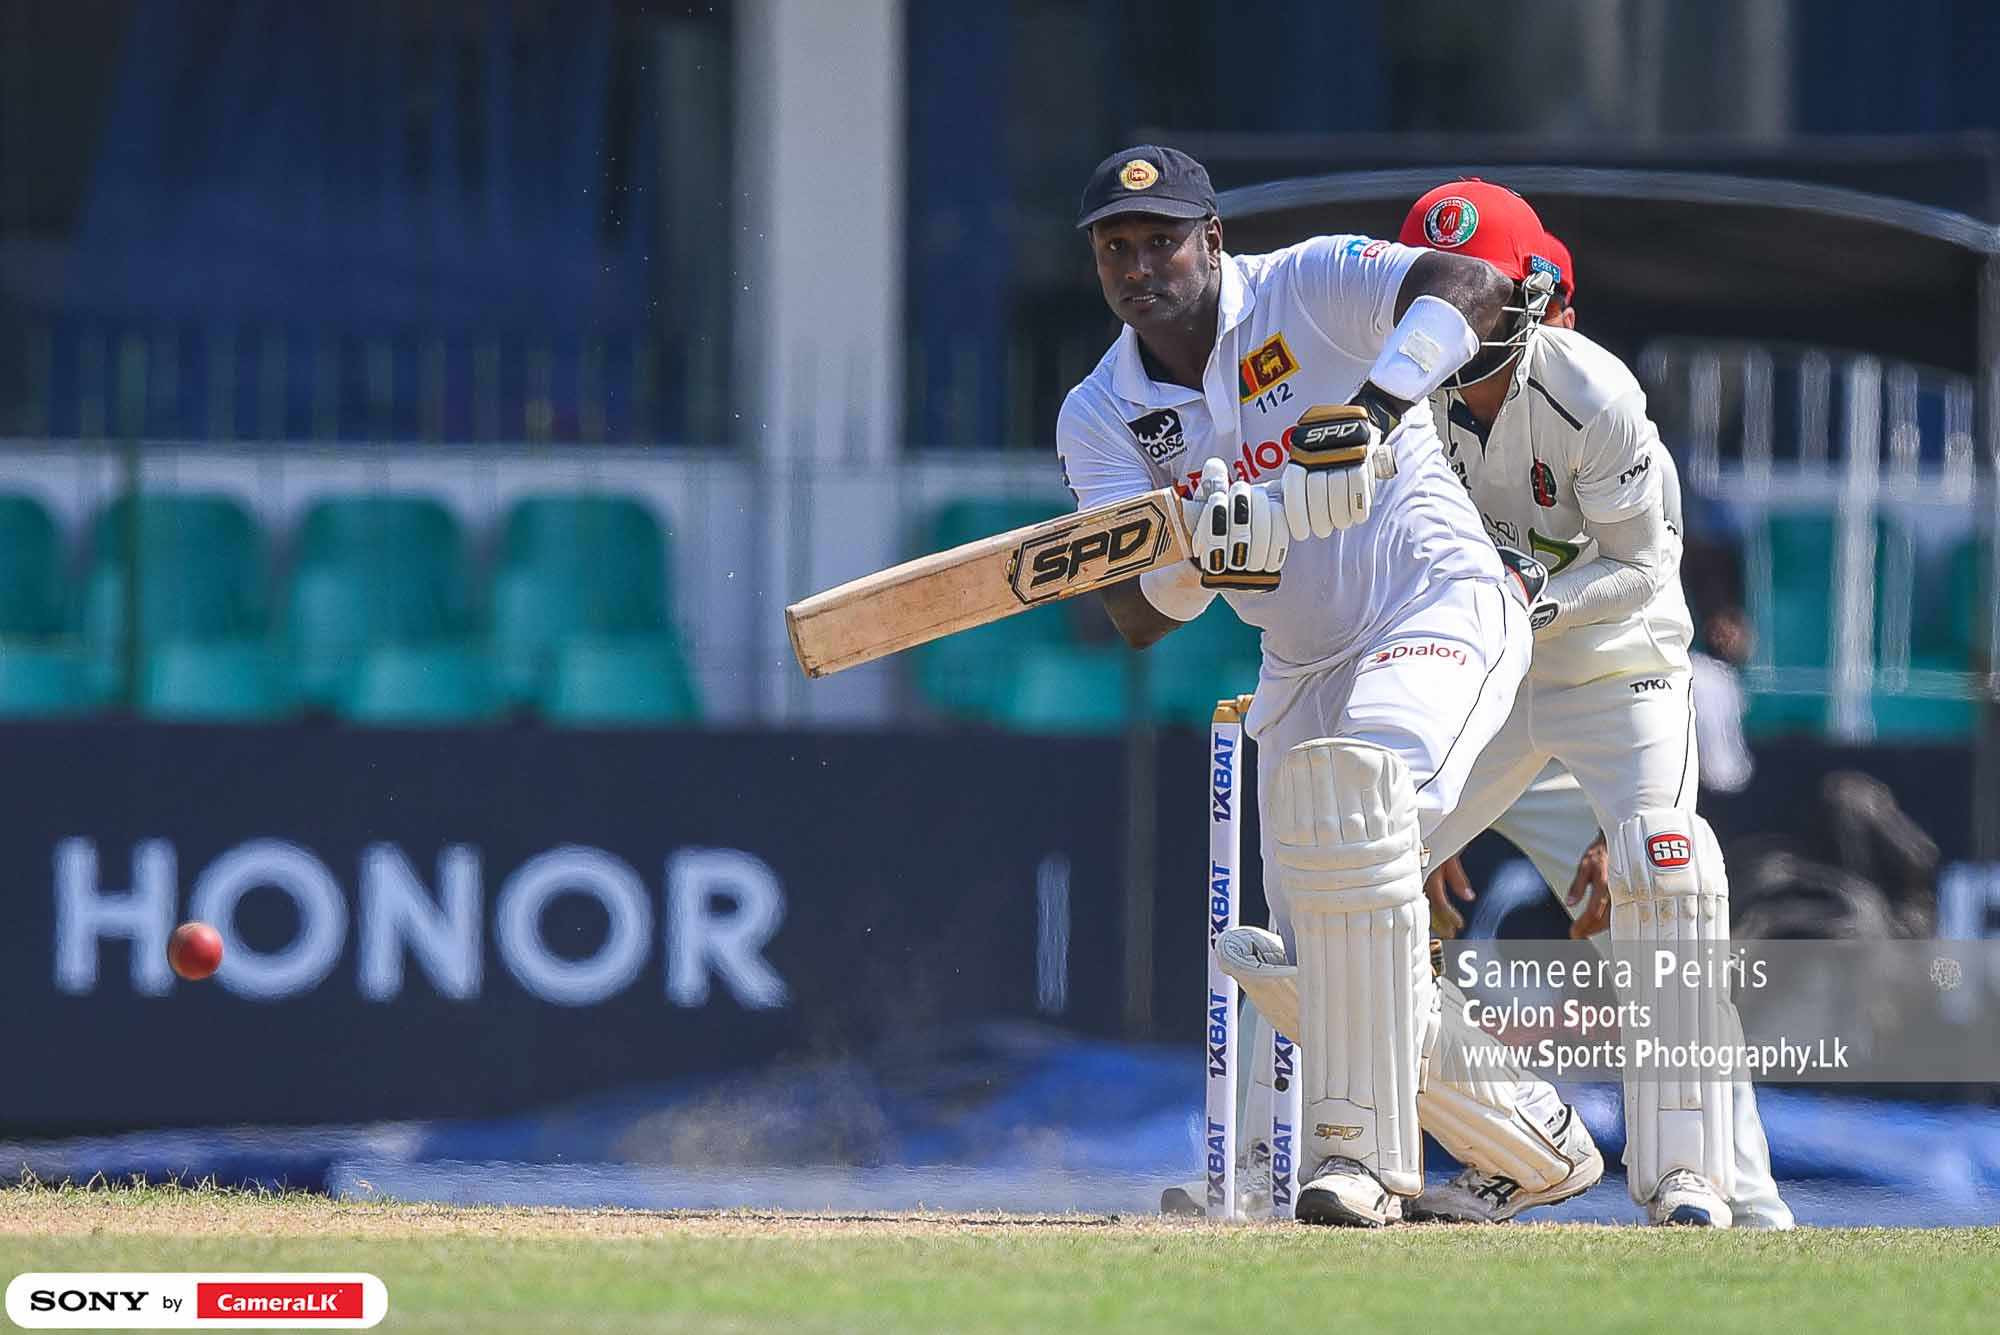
xmin=29 ymin=1290 xmax=148 ymax=1314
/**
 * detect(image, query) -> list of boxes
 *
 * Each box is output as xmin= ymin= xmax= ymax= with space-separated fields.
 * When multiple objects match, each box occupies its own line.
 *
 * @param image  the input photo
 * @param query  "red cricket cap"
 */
xmin=1398 ymin=179 xmax=1552 ymax=284
xmin=1540 ymin=231 xmax=1575 ymax=303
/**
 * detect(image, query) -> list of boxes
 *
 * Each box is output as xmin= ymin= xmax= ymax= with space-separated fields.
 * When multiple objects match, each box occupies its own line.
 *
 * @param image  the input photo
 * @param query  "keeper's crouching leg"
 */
xmin=1409 ymin=978 xmax=1604 ymax=1221
xmin=1217 ymin=934 xmax=1602 ymax=1222
xmin=1275 ymin=738 xmax=1437 ymax=1227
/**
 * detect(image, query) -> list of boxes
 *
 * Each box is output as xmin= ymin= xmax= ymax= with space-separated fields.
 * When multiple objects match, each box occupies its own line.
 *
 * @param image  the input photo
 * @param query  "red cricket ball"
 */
xmin=168 ymin=921 xmax=224 ymax=982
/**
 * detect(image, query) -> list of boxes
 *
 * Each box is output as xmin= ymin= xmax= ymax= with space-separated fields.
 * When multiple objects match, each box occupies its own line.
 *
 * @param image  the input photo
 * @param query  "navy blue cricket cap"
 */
xmin=1075 ymin=145 xmax=1216 ymax=230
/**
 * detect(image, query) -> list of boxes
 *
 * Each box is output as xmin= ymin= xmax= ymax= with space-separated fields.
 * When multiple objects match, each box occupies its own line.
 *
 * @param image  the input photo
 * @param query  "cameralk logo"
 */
xmin=6 ymin=1273 xmax=387 ymax=1328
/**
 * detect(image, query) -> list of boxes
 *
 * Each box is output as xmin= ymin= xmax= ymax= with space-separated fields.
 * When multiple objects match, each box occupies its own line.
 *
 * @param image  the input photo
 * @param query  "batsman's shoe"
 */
xmin=1406 ymin=1106 xmax=1604 ymax=1223
xmin=1159 ymin=1159 xmax=1273 ymax=1218
xmin=1295 ymin=1156 xmax=1401 ymax=1228
xmin=1648 ymin=1169 xmax=1733 ymax=1228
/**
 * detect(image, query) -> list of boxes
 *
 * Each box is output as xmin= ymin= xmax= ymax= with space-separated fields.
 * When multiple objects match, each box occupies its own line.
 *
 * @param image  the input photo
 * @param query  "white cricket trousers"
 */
xmin=1246 ymin=575 xmax=1530 ymax=950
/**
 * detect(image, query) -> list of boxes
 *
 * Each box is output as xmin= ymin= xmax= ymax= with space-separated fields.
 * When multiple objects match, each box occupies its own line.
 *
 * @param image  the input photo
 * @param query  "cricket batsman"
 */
xmin=1059 ymin=145 xmax=1535 ymax=1225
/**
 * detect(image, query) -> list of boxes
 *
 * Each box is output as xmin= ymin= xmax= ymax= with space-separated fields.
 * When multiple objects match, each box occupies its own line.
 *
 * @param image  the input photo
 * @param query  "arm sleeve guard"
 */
xmin=1537 ymin=504 xmax=1674 ymax=637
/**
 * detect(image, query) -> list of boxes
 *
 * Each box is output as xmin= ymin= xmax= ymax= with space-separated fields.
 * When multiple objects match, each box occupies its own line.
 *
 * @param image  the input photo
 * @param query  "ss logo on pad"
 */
xmin=1648 ymin=833 xmax=1692 ymax=868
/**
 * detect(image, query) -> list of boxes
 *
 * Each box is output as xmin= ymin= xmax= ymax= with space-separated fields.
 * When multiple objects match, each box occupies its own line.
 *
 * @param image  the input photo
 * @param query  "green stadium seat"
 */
xmin=295 ymin=494 xmax=461 ymax=571
xmin=1741 ymin=691 xmax=1826 ymax=739
xmin=929 ymin=497 xmax=1071 ymax=550
xmin=1865 ymin=532 xmax=1986 ymax=741
xmin=285 ymin=565 xmax=387 ymax=707
xmin=1745 ymin=514 xmax=1951 ymax=738
xmin=343 ymin=643 xmax=501 ymax=726
xmin=82 ymin=494 xmax=265 ymax=695
xmin=502 ymin=493 xmax=671 ymax=592
xmin=1140 ymin=599 xmax=1261 ymax=724
xmin=0 ymin=495 xmax=65 ymax=636
xmin=1755 ymin=514 xmax=1836 ymax=672
xmin=543 ymin=634 xmax=701 ymax=726
xmin=914 ymin=610 xmax=1073 ymax=721
xmin=995 ymin=645 xmax=1130 ymax=735
xmin=142 ymin=639 xmax=298 ymax=722
xmin=288 ymin=495 xmax=468 ymax=683
xmin=1925 ymin=535 xmax=1989 ymax=664
xmin=492 ymin=494 xmax=670 ymax=701
xmin=1868 ymin=691 xmax=1973 ymax=740
xmin=910 ymin=496 xmax=1074 ymax=720
xmin=0 ymin=642 xmax=97 ymax=718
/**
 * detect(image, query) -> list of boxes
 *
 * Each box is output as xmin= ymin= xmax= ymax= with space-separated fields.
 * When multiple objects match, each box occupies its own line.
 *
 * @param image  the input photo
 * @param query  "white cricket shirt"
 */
xmin=1429 ymin=324 xmax=1694 ymax=687
xmin=1057 ymin=236 xmax=1503 ymax=677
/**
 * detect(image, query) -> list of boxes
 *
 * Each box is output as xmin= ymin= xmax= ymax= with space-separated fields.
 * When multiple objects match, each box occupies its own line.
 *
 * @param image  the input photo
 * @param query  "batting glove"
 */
xmin=1184 ymin=457 xmax=1288 ymax=591
xmin=1280 ymin=399 xmax=1401 ymax=540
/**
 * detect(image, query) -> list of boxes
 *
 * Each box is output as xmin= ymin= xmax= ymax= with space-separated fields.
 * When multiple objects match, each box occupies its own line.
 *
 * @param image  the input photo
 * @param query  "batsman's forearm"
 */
xmin=1100 ymin=577 xmax=1186 ymax=650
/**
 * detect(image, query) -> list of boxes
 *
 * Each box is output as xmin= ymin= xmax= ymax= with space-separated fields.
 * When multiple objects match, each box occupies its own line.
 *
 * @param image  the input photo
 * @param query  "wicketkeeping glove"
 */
xmin=1494 ymin=544 xmax=1557 ymax=630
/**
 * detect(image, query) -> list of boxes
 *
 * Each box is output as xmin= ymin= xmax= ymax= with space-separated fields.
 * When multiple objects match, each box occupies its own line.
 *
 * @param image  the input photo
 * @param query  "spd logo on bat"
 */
xmin=1648 ymin=833 xmax=1693 ymax=868
xmin=1010 ymin=497 xmax=1171 ymax=604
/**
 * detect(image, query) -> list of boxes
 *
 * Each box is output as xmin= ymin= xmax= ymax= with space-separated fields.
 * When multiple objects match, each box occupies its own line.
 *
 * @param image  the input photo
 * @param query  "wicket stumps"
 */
xmin=1206 ymin=695 xmax=1303 ymax=1221
xmin=1204 ymin=697 xmax=1243 ymax=1218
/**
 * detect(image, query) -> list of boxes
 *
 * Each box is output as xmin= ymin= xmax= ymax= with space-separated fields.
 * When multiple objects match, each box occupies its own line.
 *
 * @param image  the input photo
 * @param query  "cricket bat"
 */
xmin=785 ymin=487 xmax=1191 ymax=678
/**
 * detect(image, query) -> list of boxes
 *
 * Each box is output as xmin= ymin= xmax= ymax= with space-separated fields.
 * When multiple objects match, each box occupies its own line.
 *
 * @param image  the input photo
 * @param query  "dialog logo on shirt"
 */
xmin=1362 ymin=642 xmax=1469 ymax=669
xmin=1238 ymin=332 xmax=1299 ymax=400
xmin=1126 ymin=408 xmax=1184 ymax=461
xmin=1174 ymin=440 xmax=1289 ymax=499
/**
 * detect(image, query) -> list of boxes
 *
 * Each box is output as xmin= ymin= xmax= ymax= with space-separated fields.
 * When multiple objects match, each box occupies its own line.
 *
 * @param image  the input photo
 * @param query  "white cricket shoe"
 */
xmin=1406 ymin=1105 xmax=1604 ymax=1223
xmin=1159 ymin=1157 xmax=1272 ymax=1218
xmin=1295 ymin=1156 xmax=1401 ymax=1228
xmin=1648 ymin=1168 xmax=1733 ymax=1227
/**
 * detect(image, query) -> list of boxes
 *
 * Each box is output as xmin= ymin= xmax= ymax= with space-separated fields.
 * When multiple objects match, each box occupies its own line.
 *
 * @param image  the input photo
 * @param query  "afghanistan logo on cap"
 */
xmin=1423 ymin=196 xmax=1479 ymax=247
xmin=1119 ymin=158 xmax=1160 ymax=191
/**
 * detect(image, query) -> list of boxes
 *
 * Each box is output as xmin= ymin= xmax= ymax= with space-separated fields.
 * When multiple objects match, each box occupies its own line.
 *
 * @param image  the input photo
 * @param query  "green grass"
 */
xmin=2 ymin=1183 xmax=1996 ymax=1334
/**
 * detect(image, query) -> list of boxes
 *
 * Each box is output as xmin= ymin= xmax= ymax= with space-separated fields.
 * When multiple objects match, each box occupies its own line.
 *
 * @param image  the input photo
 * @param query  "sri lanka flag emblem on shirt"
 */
xmin=1239 ymin=333 xmax=1299 ymax=400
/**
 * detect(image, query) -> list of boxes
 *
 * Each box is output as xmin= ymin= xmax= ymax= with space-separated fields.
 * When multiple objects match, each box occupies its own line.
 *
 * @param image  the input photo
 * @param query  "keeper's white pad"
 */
xmin=1272 ymin=738 xmax=1435 ymax=1197
xmin=1609 ymin=809 xmax=1736 ymax=1202
xmin=1215 ymin=928 xmax=1578 ymax=1192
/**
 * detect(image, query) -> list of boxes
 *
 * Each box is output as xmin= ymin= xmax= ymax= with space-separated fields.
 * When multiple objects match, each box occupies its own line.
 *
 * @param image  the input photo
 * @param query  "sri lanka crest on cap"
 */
xmin=1119 ymin=158 xmax=1160 ymax=190
xmin=1423 ymin=196 xmax=1479 ymax=247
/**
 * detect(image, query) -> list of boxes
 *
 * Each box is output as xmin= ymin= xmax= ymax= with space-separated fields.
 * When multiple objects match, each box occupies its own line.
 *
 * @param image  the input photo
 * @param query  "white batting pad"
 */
xmin=1422 ymin=978 xmax=1578 ymax=1191
xmin=1273 ymin=738 xmax=1435 ymax=1197
xmin=1608 ymin=809 xmax=1736 ymax=1202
